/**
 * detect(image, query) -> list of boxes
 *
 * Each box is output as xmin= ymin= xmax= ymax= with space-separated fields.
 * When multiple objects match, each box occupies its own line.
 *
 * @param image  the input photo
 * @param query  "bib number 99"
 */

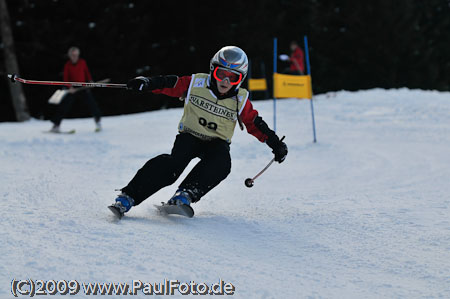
xmin=199 ymin=117 xmax=218 ymax=131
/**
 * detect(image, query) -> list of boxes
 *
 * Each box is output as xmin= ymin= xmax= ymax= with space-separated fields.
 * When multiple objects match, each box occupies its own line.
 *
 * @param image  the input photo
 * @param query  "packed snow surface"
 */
xmin=1 ymin=89 xmax=449 ymax=298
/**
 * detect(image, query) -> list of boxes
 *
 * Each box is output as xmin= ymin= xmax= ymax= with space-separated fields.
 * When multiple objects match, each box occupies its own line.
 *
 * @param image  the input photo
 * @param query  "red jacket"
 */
xmin=152 ymin=76 xmax=268 ymax=142
xmin=63 ymin=58 xmax=93 ymax=82
xmin=290 ymin=46 xmax=305 ymax=74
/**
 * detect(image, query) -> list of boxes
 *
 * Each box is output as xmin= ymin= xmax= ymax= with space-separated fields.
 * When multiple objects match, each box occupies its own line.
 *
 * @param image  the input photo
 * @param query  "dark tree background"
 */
xmin=1 ymin=0 xmax=449 ymax=122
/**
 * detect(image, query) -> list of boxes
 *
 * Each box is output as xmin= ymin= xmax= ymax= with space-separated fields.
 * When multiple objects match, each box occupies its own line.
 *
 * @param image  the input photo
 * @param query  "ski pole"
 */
xmin=7 ymin=74 xmax=127 ymax=89
xmin=245 ymin=136 xmax=285 ymax=188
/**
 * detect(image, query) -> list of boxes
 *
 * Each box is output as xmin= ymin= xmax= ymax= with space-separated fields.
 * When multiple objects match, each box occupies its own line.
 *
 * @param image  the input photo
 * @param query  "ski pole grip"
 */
xmin=8 ymin=74 xmax=17 ymax=83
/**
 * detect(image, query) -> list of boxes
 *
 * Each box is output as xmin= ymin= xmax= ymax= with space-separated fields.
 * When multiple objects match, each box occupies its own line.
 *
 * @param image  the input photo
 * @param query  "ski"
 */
xmin=43 ymin=129 xmax=76 ymax=134
xmin=154 ymin=202 xmax=194 ymax=218
xmin=108 ymin=205 xmax=124 ymax=219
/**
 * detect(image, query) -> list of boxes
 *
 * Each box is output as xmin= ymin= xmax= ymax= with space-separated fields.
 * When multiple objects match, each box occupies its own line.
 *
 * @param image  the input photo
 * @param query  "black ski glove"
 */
xmin=267 ymin=136 xmax=288 ymax=163
xmin=127 ymin=76 xmax=150 ymax=91
xmin=127 ymin=75 xmax=179 ymax=92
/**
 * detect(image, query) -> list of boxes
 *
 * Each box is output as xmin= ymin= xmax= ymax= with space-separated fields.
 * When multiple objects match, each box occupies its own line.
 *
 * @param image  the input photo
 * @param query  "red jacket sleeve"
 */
xmin=152 ymin=76 xmax=192 ymax=97
xmin=240 ymin=99 xmax=268 ymax=142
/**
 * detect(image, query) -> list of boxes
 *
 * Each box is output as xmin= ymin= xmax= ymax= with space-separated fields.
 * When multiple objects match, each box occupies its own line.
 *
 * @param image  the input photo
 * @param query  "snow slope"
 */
xmin=1 ymin=89 xmax=449 ymax=298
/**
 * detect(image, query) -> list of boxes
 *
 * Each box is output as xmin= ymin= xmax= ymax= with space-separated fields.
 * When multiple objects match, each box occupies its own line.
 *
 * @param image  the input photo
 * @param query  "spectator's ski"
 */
xmin=43 ymin=129 xmax=76 ymax=134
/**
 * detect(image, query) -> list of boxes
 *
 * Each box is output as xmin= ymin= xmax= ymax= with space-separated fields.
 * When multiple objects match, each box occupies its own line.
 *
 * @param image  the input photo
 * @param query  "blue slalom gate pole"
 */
xmin=304 ymin=35 xmax=317 ymax=143
xmin=273 ymin=37 xmax=277 ymax=132
xmin=304 ymin=36 xmax=311 ymax=75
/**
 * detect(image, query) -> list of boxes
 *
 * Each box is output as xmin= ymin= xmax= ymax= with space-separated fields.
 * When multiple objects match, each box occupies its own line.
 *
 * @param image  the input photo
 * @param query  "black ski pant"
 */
xmin=51 ymin=89 xmax=102 ymax=126
xmin=121 ymin=133 xmax=232 ymax=205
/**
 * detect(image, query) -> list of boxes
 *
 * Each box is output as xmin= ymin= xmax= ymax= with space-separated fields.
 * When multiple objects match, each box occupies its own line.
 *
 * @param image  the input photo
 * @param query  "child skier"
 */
xmin=109 ymin=46 xmax=287 ymax=218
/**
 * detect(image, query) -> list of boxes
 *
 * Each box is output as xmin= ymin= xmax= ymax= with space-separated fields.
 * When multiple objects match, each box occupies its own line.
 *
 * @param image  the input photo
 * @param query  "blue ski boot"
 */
xmin=167 ymin=189 xmax=193 ymax=206
xmin=108 ymin=193 xmax=134 ymax=219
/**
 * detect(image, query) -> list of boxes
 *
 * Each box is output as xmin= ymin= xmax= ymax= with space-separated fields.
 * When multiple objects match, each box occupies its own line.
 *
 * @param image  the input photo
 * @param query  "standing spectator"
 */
xmin=50 ymin=47 xmax=102 ymax=132
xmin=282 ymin=41 xmax=305 ymax=75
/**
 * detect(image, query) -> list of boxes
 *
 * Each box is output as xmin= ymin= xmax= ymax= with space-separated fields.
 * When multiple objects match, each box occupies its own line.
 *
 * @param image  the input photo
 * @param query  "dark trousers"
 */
xmin=122 ymin=133 xmax=232 ymax=205
xmin=51 ymin=89 xmax=102 ymax=126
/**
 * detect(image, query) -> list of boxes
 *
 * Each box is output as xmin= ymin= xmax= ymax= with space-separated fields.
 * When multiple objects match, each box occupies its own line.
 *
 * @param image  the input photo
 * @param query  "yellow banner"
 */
xmin=273 ymin=73 xmax=312 ymax=99
xmin=248 ymin=78 xmax=268 ymax=91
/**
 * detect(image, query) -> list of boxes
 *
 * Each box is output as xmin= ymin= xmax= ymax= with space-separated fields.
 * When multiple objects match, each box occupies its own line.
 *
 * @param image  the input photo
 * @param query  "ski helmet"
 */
xmin=210 ymin=46 xmax=248 ymax=90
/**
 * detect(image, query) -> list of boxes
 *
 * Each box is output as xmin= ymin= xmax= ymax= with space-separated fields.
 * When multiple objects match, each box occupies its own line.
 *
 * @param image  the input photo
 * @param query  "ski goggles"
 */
xmin=213 ymin=66 xmax=243 ymax=85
